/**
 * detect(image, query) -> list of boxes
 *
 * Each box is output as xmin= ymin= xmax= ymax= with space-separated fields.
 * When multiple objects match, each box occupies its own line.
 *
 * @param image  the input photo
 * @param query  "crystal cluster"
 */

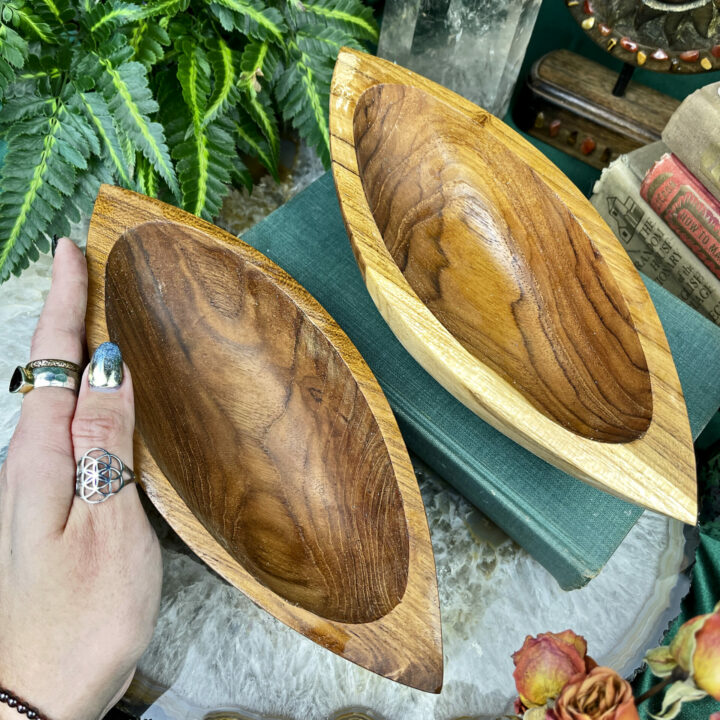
xmin=377 ymin=0 xmax=543 ymax=117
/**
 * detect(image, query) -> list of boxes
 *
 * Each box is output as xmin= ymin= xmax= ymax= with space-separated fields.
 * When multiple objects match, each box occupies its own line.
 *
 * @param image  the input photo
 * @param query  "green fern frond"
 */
xmin=230 ymin=153 xmax=252 ymax=191
xmin=0 ymin=58 xmax=15 ymax=95
xmin=170 ymin=113 xmax=236 ymax=219
xmin=0 ymin=85 xmax=86 ymax=280
xmin=242 ymin=86 xmax=279 ymax=168
xmin=136 ymin=153 xmax=158 ymax=197
xmin=238 ymin=38 xmax=280 ymax=88
xmin=35 ymin=0 xmax=72 ymax=26
xmin=234 ymin=104 xmax=278 ymax=180
xmin=297 ymin=0 xmax=377 ymax=40
xmin=237 ymin=40 xmax=279 ymax=168
xmin=276 ymin=48 xmax=330 ymax=166
xmin=0 ymin=0 xmax=378 ymax=283
xmin=76 ymin=89 xmax=134 ymax=187
xmin=119 ymin=125 xmax=136 ymax=167
xmin=0 ymin=25 xmax=25 ymax=66
xmin=50 ymin=156 xmax=113 ymax=238
xmin=87 ymin=0 xmax=187 ymax=41
xmin=12 ymin=6 xmax=54 ymax=42
xmin=209 ymin=0 xmax=285 ymax=40
xmin=129 ymin=19 xmax=169 ymax=67
xmin=171 ymin=43 xmax=234 ymax=218
xmin=0 ymin=90 xmax=52 ymax=124
xmin=177 ymin=38 xmax=210 ymax=131
xmin=87 ymin=1 xmax=143 ymax=36
xmin=204 ymin=35 xmax=237 ymax=126
xmin=96 ymin=57 xmax=179 ymax=196
xmin=296 ymin=26 xmax=362 ymax=56
xmin=65 ymin=95 xmax=102 ymax=156
xmin=137 ymin=0 xmax=189 ymax=20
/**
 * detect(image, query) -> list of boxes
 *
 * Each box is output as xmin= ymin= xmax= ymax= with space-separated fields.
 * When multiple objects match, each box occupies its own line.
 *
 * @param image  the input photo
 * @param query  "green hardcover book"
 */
xmin=243 ymin=171 xmax=720 ymax=590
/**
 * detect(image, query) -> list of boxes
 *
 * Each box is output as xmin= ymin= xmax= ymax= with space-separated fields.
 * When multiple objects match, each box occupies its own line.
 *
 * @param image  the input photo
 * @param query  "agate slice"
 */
xmin=85 ymin=185 xmax=443 ymax=693
xmin=329 ymin=48 xmax=696 ymax=524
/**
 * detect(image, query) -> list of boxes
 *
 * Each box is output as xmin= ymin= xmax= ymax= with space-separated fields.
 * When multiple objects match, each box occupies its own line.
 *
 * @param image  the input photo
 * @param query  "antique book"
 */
xmin=591 ymin=143 xmax=720 ymax=326
xmin=641 ymin=153 xmax=720 ymax=280
xmin=241 ymin=171 xmax=720 ymax=590
xmin=662 ymin=82 xmax=720 ymax=204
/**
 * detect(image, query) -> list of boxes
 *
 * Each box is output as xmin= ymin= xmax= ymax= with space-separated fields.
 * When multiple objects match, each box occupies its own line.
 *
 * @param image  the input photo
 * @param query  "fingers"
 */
xmin=70 ymin=343 xmax=140 ymax=525
xmin=8 ymin=238 xmax=87 ymax=534
xmin=29 ymin=237 xmax=87 ymax=363
xmin=19 ymin=237 xmax=87 ymax=451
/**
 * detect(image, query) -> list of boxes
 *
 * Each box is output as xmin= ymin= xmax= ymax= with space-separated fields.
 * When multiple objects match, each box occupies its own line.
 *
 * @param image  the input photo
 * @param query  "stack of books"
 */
xmin=591 ymin=82 xmax=720 ymax=326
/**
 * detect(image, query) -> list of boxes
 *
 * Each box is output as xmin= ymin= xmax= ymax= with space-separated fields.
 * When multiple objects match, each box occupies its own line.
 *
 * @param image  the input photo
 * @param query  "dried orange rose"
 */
xmin=646 ymin=603 xmax=720 ymax=702
xmin=512 ymin=630 xmax=596 ymax=708
xmin=682 ymin=608 xmax=720 ymax=700
xmin=554 ymin=666 xmax=639 ymax=720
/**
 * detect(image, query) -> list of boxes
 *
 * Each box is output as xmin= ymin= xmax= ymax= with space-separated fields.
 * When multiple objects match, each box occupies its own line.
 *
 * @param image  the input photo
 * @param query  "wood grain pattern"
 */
xmin=329 ymin=48 xmax=697 ymax=524
xmin=354 ymin=82 xmax=652 ymax=443
xmin=86 ymin=185 xmax=443 ymax=692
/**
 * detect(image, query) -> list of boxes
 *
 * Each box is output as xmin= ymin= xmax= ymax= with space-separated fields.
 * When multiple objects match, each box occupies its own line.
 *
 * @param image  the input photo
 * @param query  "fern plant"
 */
xmin=0 ymin=0 xmax=377 ymax=282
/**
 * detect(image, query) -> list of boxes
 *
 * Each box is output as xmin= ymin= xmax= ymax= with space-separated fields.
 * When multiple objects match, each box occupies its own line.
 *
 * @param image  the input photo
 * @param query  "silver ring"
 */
xmin=75 ymin=448 xmax=136 ymax=504
xmin=9 ymin=359 xmax=81 ymax=394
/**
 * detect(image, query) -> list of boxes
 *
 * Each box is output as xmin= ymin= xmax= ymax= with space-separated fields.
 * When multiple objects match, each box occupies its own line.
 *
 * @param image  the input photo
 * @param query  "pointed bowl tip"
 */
xmin=670 ymin=496 xmax=697 ymax=527
xmin=398 ymin=648 xmax=444 ymax=694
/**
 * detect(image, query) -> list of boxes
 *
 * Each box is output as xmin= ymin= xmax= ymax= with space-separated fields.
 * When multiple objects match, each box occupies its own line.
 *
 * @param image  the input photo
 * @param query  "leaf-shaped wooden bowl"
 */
xmin=329 ymin=48 xmax=696 ymax=524
xmin=85 ymin=185 xmax=443 ymax=693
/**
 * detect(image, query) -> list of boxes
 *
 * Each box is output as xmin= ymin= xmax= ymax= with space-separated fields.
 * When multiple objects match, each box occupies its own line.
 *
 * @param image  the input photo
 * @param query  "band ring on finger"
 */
xmin=9 ymin=359 xmax=81 ymax=394
xmin=75 ymin=447 xmax=136 ymax=504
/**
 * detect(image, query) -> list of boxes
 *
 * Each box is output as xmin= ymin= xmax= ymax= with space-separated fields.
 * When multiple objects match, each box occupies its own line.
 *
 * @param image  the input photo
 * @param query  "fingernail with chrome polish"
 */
xmin=51 ymin=235 xmax=59 ymax=257
xmin=89 ymin=342 xmax=124 ymax=390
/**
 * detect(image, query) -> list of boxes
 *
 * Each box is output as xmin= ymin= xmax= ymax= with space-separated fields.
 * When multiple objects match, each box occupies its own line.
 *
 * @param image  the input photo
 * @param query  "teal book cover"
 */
xmin=244 ymin=171 xmax=720 ymax=590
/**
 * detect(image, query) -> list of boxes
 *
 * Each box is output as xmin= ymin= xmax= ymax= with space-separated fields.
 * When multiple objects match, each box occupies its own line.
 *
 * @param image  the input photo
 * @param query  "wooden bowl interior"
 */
xmin=105 ymin=221 xmax=410 ymax=624
xmin=352 ymin=83 xmax=653 ymax=443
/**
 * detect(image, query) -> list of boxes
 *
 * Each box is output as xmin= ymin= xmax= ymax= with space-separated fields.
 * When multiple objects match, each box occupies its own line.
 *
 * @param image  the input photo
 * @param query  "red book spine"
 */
xmin=641 ymin=153 xmax=720 ymax=281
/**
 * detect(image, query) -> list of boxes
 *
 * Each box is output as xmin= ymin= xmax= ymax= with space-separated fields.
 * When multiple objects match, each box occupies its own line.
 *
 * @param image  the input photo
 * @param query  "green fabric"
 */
xmin=243 ymin=171 xmax=720 ymax=590
xmin=633 ymin=532 xmax=720 ymax=718
xmin=631 ymin=449 xmax=720 ymax=717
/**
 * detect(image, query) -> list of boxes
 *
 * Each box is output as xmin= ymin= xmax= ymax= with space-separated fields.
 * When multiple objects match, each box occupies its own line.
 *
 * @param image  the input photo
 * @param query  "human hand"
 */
xmin=0 ymin=238 xmax=162 ymax=720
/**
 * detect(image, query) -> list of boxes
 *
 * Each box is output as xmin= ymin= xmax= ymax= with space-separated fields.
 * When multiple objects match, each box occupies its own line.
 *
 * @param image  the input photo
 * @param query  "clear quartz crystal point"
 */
xmin=376 ymin=0 xmax=542 ymax=117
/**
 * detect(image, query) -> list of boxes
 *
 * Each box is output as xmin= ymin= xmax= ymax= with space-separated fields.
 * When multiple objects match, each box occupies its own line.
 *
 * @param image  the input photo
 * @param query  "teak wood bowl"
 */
xmin=329 ymin=48 xmax=697 ymax=524
xmin=85 ymin=185 xmax=443 ymax=693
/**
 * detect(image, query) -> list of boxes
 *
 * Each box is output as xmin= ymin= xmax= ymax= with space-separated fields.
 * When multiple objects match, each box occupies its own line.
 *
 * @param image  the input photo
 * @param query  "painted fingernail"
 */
xmin=89 ymin=342 xmax=123 ymax=390
xmin=51 ymin=235 xmax=59 ymax=257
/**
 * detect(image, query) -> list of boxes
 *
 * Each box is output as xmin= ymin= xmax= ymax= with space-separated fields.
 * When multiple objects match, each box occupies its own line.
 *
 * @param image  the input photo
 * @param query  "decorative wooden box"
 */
xmin=514 ymin=49 xmax=680 ymax=169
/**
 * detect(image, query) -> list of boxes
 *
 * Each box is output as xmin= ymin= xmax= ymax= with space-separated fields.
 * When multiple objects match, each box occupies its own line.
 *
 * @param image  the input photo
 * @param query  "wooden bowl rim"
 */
xmin=329 ymin=47 xmax=696 ymax=524
xmin=86 ymin=185 xmax=444 ymax=693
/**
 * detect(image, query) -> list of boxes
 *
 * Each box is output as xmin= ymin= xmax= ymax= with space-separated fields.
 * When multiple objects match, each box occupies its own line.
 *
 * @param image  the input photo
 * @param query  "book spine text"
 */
xmin=641 ymin=153 xmax=720 ymax=280
xmin=592 ymin=158 xmax=720 ymax=326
